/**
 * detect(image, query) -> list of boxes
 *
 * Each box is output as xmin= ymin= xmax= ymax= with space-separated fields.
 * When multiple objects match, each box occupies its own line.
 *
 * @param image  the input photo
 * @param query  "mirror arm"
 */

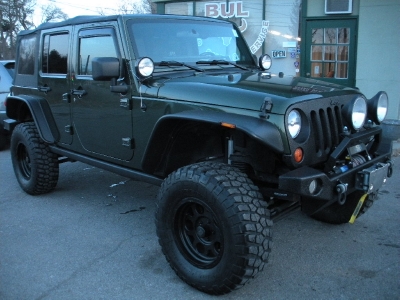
xmin=110 ymin=78 xmax=129 ymax=93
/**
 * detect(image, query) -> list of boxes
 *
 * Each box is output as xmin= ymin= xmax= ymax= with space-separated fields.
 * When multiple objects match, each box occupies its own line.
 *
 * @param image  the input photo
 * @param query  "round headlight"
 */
xmin=287 ymin=110 xmax=301 ymax=138
xmin=259 ymin=54 xmax=272 ymax=70
xmin=137 ymin=57 xmax=154 ymax=77
xmin=351 ymin=97 xmax=367 ymax=130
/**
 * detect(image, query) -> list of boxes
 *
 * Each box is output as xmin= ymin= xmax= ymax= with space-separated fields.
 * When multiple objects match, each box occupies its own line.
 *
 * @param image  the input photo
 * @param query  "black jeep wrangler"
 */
xmin=5 ymin=14 xmax=393 ymax=294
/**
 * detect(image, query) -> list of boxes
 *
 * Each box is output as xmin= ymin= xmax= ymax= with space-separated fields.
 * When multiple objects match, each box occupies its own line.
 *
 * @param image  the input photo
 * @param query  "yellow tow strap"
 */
xmin=349 ymin=193 xmax=368 ymax=224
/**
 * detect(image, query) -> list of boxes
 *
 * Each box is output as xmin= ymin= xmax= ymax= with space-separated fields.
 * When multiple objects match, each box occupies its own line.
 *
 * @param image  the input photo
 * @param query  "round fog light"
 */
xmin=309 ymin=180 xmax=317 ymax=194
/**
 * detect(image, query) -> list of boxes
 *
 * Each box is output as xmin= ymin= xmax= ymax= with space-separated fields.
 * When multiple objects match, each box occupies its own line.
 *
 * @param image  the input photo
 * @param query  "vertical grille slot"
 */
xmin=327 ymin=107 xmax=340 ymax=145
xmin=319 ymin=108 xmax=332 ymax=151
xmin=311 ymin=110 xmax=324 ymax=155
xmin=311 ymin=105 xmax=343 ymax=155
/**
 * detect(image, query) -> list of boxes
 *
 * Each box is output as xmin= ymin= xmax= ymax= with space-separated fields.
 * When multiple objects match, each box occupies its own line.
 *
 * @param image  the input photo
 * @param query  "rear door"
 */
xmin=40 ymin=28 xmax=73 ymax=145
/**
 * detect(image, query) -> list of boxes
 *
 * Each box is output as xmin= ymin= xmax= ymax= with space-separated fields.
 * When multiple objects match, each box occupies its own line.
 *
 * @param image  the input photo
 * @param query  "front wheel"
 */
xmin=11 ymin=122 xmax=59 ymax=195
xmin=155 ymin=162 xmax=272 ymax=295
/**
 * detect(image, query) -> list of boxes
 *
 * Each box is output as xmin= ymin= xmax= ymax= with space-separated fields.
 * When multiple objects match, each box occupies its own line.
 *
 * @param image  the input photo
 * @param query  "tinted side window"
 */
xmin=79 ymin=35 xmax=117 ymax=75
xmin=42 ymin=33 xmax=69 ymax=74
xmin=18 ymin=35 xmax=36 ymax=75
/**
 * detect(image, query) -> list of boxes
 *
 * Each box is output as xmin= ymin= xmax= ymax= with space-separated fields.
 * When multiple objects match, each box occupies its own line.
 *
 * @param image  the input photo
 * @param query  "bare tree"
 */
xmin=100 ymin=0 xmax=155 ymax=15
xmin=1 ymin=0 xmax=35 ymax=59
xmin=40 ymin=5 xmax=69 ymax=24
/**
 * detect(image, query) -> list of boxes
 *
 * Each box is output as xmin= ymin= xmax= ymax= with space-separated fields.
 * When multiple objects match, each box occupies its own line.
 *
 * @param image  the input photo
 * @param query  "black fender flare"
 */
xmin=6 ymin=95 xmax=60 ymax=143
xmin=142 ymin=110 xmax=284 ymax=173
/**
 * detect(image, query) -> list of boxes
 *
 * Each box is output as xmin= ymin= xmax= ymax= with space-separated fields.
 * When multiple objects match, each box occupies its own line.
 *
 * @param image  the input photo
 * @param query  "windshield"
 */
xmin=127 ymin=18 xmax=255 ymax=66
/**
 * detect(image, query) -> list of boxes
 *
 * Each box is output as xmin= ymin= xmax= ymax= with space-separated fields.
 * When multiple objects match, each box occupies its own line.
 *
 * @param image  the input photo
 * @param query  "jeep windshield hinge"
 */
xmin=120 ymin=98 xmax=132 ymax=110
xmin=260 ymin=97 xmax=273 ymax=119
xmin=122 ymin=137 xmax=135 ymax=149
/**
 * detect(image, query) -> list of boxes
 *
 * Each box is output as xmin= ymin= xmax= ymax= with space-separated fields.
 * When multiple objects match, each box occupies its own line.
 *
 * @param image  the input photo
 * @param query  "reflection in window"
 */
xmin=324 ymin=28 xmax=336 ymax=44
xmin=79 ymin=36 xmax=117 ymax=75
xmin=311 ymin=28 xmax=323 ymax=44
xmin=129 ymin=19 xmax=252 ymax=64
xmin=311 ymin=27 xmax=350 ymax=79
xmin=18 ymin=35 xmax=36 ymax=75
xmin=338 ymin=28 xmax=350 ymax=44
xmin=42 ymin=33 xmax=69 ymax=74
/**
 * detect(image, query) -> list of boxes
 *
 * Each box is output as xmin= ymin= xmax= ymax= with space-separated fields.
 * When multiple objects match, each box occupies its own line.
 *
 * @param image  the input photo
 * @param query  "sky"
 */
xmin=34 ymin=0 xmax=145 ymax=25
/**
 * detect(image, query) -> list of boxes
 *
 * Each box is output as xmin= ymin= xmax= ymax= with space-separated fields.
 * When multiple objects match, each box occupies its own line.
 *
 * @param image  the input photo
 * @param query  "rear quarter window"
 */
xmin=17 ymin=35 xmax=36 ymax=75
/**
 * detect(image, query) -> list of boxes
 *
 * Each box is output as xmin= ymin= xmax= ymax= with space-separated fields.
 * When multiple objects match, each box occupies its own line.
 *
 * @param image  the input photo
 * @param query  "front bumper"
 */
xmin=279 ymin=131 xmax=393 ymax=205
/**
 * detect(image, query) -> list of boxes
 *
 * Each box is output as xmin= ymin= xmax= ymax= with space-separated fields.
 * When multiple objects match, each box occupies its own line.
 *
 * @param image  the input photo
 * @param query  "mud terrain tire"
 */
xmin=155 ymin=162 xmax=272 ymax=295
xmin=11 ymin=122 xmax=59 ymax=195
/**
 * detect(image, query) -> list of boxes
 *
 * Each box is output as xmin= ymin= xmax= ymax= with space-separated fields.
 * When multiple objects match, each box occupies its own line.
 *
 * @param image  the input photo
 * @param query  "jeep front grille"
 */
xmin=310 ymin=105 xmax=343 ymax=156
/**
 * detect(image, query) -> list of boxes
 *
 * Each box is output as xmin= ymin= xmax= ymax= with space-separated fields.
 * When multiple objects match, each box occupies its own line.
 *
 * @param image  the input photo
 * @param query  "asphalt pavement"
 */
xmin=0 ymin=148 xmax=399 ymax=300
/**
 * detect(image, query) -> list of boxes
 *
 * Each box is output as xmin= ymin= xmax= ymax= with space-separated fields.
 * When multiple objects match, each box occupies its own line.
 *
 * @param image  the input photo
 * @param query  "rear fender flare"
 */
xmin=6 ymin=95 xmax=59 ymax=143
xmin=142 ymin=110 xmax=284 ymax=173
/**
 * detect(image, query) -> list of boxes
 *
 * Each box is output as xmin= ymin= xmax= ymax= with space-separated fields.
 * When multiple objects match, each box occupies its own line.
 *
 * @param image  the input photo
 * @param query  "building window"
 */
xmin=310 ymin=27 xmax=350 ymax=79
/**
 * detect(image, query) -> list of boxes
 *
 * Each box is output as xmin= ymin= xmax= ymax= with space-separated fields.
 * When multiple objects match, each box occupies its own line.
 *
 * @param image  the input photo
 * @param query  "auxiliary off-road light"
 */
xmin=368 ymin=91 xmax=388 ymax=124
xmin=137 ymin=57 xmax=154 ymax=77
xmin=259 ymin=54 xmax=272 ymax=70
xmin=343 ymin=96 xmax=367 ymax=131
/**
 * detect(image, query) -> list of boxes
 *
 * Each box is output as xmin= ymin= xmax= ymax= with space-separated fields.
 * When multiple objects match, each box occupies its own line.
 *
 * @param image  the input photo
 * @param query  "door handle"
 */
xmin=71 ymin=88 xmax=87 ymax=98
xmin=38 ymin=85 xmax=51 ymax=93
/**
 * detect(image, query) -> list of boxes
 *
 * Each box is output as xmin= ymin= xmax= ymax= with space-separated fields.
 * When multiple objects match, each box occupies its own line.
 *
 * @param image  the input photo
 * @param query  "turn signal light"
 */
xmin=221 ymin=122 xmax=236 ymax=129
xmin=294 ymin=148 xmax=303 ymax=163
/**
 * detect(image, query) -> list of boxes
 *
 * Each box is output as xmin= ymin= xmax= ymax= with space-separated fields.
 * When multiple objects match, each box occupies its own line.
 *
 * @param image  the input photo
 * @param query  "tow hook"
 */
xmin=336 ymin=182 xmax=348 ymax=205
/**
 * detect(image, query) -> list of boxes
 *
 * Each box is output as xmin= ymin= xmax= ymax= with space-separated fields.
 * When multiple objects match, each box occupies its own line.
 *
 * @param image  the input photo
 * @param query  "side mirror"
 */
xmin=92 ymin=57 xmax=120 ymax=81
xmin=259 ymin=54 xmax=272 ymax=70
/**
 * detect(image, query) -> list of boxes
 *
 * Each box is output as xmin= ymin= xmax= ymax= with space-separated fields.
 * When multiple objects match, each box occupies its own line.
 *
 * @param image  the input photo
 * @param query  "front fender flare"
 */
xmin=142 ymin=110 xmax=284 ymax=173
xmin=6 ymin=95 xmax=60 ymax=143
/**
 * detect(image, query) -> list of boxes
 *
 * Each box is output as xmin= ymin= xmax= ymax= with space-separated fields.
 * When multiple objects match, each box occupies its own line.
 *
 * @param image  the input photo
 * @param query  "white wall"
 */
xmin=356 ymin=0 xmax=400 ymax=120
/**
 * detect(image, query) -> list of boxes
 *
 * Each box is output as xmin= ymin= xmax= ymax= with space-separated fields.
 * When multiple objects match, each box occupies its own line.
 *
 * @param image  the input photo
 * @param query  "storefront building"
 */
xmin=152 ymin=0 xmax=399 ymax=120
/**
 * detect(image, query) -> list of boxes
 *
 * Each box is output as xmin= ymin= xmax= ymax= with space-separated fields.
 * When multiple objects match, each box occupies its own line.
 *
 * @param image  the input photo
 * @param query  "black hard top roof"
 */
xmin=18 ymin=14 xmax=230 ymax=36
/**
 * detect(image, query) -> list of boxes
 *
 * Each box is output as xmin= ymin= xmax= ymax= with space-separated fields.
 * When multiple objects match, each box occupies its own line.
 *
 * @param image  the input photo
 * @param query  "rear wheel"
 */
xmin=11 ymin=122 xmax=59 ymax=195
xmin=155 ymin=162 xmax=272 ymax=295
xmin=303 ymin=191 xmax=375 ymax=224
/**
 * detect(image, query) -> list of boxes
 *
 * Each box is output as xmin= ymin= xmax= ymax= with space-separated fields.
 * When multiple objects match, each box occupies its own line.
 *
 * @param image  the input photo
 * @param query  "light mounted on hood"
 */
xmin=136 ymin=57 xmax=154 ymax=78
xmin=259 ymin=54 xmax=272 ymax=70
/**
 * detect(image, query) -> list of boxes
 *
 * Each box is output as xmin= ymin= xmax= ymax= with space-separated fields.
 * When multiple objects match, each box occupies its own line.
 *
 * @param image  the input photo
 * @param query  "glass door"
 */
xmin=303 ymin=19 xmax=357 ymax=87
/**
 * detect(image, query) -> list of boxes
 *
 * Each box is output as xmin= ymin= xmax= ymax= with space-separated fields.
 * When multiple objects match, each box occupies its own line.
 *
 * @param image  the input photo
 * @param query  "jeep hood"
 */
xmin=145 ymin=71 xmax=359 ymax=114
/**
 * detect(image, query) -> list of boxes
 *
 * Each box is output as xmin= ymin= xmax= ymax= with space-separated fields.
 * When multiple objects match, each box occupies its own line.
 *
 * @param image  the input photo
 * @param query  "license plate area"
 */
xmin=355 ymin=162 xmax=389 ymax=194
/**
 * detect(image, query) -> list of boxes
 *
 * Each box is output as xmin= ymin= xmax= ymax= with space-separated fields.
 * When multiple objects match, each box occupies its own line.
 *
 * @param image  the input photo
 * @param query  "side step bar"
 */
xmin=50 ymin=146 xmax=163 ymax=186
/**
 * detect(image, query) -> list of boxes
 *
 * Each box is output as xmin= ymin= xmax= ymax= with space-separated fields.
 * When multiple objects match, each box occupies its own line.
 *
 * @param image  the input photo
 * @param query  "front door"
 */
xmin=303 ymin=19 xmax=357 ymax=87
xmin=70 ymin=26 xmax=134 ymax=161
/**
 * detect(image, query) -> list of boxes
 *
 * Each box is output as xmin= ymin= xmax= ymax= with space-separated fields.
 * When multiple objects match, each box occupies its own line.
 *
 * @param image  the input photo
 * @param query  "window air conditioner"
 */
xmin=325 ymin=0 xmax=352 ymax=14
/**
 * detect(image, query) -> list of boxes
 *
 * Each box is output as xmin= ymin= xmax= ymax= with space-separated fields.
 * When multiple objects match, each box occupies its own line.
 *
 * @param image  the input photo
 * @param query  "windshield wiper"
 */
xmin=159 ymin=61 xmax=204 ymax=72
xmin=196 ymin=60 xmax=249 ymax=70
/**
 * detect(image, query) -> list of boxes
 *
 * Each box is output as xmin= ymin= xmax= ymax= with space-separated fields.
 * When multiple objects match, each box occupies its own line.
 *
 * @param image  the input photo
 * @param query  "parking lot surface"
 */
xmin=1 ymin=149 xmax=399 ymax=300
